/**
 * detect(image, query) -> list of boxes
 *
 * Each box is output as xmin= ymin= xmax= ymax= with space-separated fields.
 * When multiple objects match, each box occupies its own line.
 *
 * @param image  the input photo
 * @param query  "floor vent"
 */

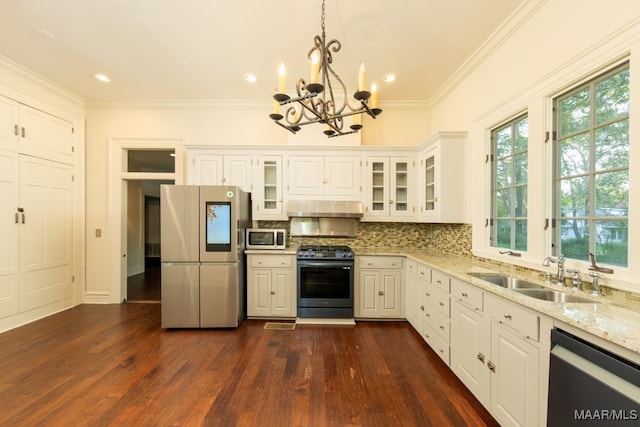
xmin=264 ymin=322 xmax=296 ymax=331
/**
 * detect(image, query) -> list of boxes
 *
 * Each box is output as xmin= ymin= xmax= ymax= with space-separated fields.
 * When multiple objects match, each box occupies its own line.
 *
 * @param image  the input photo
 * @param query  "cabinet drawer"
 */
xmin=485 ymin=294 xmax=539 ymax=341
xmin=451 ymin=278 xmax=483 ymax=312
xmin=417 ymin=264 xmax=431 ymax=282
xmin=424 ymin=283 xmax=450 ymax=317
xmin=424 ymin=304 xmax=450 ymax=342
xmin=406 ymin=259 xmax=418 ymax=277
xmin=431 ymin=269 xmax=451 ymax=292
xmin=423 ymin=324 xmax=450 ymax=366
xmin=250 ymin=255 xmax=293 ymax=268
xmin=358 ymin=256 xmax=403 ymax=269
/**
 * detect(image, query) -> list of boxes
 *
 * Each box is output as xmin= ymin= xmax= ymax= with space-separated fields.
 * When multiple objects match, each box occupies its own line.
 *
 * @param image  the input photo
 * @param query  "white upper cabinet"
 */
xmin=253 ymin=155 xmax=284 ymax=220
xmin=363 ymin=156 xmax=415 ymax=220
xmin=287 ymin=154 xmax=361 ymax=198
xmin=190 ymin=153 xmax=253 ymax=192
xmin=418 ymin=132 xmax=466 ymax=223
xmin=0 ymin=95 xmax=74 ymax=165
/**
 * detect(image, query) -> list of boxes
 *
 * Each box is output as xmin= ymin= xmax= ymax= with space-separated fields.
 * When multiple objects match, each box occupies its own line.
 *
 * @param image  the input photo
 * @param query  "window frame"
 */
xmin=490 ymin=113 xmax=529 ymax=253
xmin=551 ymin=62 xmax=630 ymax=269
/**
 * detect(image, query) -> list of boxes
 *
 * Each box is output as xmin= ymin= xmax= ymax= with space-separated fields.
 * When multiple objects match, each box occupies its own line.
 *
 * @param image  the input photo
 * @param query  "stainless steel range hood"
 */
xmin=287 ymin=200 xmax=363 ymax=237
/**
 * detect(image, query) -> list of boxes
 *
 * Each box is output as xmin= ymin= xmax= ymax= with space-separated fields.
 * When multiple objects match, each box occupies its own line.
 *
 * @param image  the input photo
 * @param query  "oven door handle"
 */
xmin=298 ymin=261 xmax=353 ymax=268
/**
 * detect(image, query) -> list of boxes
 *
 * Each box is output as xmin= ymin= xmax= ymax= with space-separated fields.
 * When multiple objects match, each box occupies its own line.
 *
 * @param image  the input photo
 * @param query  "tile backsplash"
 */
xmin=257 ymin=221 xmax=472 ymax=257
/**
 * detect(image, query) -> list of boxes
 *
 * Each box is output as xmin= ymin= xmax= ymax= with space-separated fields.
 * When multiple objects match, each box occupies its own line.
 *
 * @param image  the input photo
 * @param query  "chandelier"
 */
xmin=269 ymin=0 xmax=382 ymax=138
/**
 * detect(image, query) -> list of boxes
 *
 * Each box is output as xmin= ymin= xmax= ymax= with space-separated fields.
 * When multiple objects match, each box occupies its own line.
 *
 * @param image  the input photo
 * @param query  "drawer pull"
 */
xmin=270 ymin=291 xmax=275 ymax=295
xmin=420 ymin=305 xmax=424 ymax=311
xmin=425 ymin=313 xmax=430 ymax=318
xmin=438 ymin=348 xmax=444 ymax=354
xmin=461 ymin=292 xmax=468 ymax=297
xmin=436 ymin=280 xmax=442 ymax=284
xmin=503 ymin=313 xmax=512 ymax=320
xmin=439 ymin=302 xmax=445 ymax=307
xmin=477 ymin=352 xmax=485 ymax=363
xmin=425 ymin=292 xmax=431 ymax=297
xmin=378 ymin=291 xmax=384 ymax=296
xmin=439 ymin=325 xmax=445 ymax=330
xmin=487 ymin=361 xmax=496 ymax=373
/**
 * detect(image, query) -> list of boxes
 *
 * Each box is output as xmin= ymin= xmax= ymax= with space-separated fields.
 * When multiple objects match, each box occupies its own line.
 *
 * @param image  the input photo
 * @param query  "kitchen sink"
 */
xmin=513 ymin=288 xmax=595 ymax=303
xmin=467 ymin=273 xmax=545 ymax=290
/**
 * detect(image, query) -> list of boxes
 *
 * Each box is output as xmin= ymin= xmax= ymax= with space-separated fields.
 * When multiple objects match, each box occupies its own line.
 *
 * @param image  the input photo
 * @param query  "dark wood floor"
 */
xmin=127 ymin=267 xmax=161 ymax=302
xmin=0 ymin=304 xmax=498 ymax=426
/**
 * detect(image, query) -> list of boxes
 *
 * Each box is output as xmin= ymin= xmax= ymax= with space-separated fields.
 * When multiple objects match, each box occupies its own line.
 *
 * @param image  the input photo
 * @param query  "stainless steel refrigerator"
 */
xmin=160 ymin=185 xmax=251 ymax=328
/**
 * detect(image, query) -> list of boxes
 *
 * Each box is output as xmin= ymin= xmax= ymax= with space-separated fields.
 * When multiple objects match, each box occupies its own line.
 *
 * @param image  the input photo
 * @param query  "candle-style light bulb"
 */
xmin=310 ymin=51 xmax=320 ymax=84
xmin=278 ymin=63 xmax=286 ymax=94
xmin=358 ymin=62 xmax=366 ymax=92
xmin=370 ymin=82 xmax=378 ymax=108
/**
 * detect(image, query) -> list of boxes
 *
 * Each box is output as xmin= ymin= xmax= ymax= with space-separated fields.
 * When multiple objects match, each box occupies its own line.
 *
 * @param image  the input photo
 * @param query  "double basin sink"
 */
xmin=468 ymin=273 xmax=596 ymax=303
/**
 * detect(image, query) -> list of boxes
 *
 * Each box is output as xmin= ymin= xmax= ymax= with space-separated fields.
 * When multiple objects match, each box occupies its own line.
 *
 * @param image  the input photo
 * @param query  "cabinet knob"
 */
xmin=378 ymin=291 xmax=384 ymax=296
xmin=270 ymin=291 xmax=275 ymax=295
xmin=420 ymin=305 xmax=424 ymax=311
xmin=439 ymin=302 xmax=445 ymax=307
xmin=439 ymin=325 xmax=445 ymax=330
xmin=503 ymin=313 xmax=512 ymax=320
xmin=487 ymin=361 xmax=496 ymax=373
xmin=477 ymin=352 xmax=485 ymax=363
xmin=461 ymin=292 xmax=468 ymax=297
xmin=425 ymin=292 xmax=430 ymax=297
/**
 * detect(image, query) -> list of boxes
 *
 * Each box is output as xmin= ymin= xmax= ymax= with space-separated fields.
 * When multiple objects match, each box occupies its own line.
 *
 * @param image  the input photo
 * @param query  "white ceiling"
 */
xmin=0 ymin=0 xmax=526 ymax=103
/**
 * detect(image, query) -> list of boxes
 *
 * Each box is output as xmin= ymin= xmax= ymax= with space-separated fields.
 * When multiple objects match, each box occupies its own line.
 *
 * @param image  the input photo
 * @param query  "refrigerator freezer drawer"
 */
xmin=161 ymin=263 xmax=200 ymax=328
xmin=200 ymin=263 xmax=241 ymax=327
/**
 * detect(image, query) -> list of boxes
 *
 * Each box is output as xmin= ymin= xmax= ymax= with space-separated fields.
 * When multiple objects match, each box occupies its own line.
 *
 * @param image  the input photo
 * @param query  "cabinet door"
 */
xmin=254 ymin=155 xmax=284 ymax=219
xmin=19 ymin=105 xmax=74 ymax=164
xmin=490 ymin=324 xmax=539 ymax=427
xmin=249 ymin=268 xmax=273 ymax=317
xmin=365 ymin=157 xmax=389 ymax=217
xmin=325 ymin=156 xmax=361 ymax=196
xmin=405 ymin=274 xmax=423 ymax=332
xmin=287 ymin=155 xmax=324 ymax=195
xmin=192 ymin=154 xmax=223 ymax=185
xmin=420 ymin=145 xmax=439 ymax=220
xmin=0 ymin=96 xmax=19 ymax=150
xmin=223 ymin=155 xmax=253 ymax=191
xmin=450 ymin=301 xmax=490 ymax=405
xmin=390 ymin=157 xmax=415 ymax=218
xmin=19 ymin=156 xmax=73 ymax=312
xmin=270 ymin=268 xmax=294 ymax=317
xmin=357 ymin=269 xmax=380 ymax=317
xmin=379 ymin=270 xmax=402 ymax=317
xmin=0 ymin=150 xmax=19 ymax=318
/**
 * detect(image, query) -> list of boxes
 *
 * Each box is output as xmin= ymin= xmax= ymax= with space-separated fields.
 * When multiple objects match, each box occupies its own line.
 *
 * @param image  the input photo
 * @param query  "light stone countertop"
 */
xmin=245 ymin=246 xmax=640 ymax=356
xmin=353 ymin=247 xmax=640 ymax=357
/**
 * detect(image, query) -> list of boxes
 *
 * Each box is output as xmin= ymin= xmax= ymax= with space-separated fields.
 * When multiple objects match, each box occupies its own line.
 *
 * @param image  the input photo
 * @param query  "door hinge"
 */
xmin=71 ymin=146 xmax=75 ymax=153
xmin=545 ymin=131 xmax=557 ymax=143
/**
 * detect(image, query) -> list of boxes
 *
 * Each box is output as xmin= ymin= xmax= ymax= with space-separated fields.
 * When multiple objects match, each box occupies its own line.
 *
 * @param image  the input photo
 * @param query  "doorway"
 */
xmin=109 ymin=139 xmax=184 ymax=304
xmin=126 ymin=180 xmax=171 ymax=302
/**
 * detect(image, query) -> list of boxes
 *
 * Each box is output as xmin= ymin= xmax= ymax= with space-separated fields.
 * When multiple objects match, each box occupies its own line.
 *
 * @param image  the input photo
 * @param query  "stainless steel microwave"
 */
xmin=246 ymin=228 xmax=286 ymax=249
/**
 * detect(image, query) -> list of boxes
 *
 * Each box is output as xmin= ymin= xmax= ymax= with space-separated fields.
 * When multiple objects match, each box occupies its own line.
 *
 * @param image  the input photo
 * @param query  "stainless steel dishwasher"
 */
xmin=548 ymin=328 xmax=640 ymax=426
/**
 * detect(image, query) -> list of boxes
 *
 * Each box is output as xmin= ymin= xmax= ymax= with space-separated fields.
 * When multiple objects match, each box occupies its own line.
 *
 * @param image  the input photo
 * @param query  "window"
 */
xmin=490 ymin=114 xmax=528 ymax=251
xmin=553 ymin=64 xmax=629 ymax=267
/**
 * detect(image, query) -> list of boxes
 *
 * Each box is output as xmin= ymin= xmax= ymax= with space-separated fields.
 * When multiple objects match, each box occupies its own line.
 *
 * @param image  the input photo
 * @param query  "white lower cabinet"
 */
xmin=247 ymin=254 xmax=295 ymax=318
xmin=421 ymin=268 xmax=451 ymax=365
xmin=404 ymin=260 xmax=424 ymax=332
xmin=450 ymin=279 xmax=545 ymax=427
xmin=356 ymin=256 xmax=403 ymax=318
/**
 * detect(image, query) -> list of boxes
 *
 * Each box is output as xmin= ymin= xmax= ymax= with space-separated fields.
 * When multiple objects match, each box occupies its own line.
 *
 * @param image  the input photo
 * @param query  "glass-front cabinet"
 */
xmin=254 ymin=155 xmax=284 ymax=220
xmin=418 ymin=132 xmax=466 ymax=223
xmin=364 ymin=156 xmax=415 ymax=220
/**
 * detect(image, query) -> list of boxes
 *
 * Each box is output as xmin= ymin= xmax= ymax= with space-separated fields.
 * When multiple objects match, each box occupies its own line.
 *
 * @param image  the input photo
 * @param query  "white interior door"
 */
xmin=19 ymin=155 xmax=73 ymax=312
xmin=0 ymin=150 xmax=19 ymax=317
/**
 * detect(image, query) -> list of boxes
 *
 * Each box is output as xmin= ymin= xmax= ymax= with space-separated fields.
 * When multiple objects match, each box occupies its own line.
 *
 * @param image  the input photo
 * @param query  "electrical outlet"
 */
xmin=95 ymin=229 xmax=102 ymax=238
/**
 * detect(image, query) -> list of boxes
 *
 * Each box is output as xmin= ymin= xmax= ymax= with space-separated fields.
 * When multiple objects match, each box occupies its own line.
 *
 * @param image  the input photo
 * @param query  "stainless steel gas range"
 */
xmin=296 ymin=245 xmax=354 ymax=318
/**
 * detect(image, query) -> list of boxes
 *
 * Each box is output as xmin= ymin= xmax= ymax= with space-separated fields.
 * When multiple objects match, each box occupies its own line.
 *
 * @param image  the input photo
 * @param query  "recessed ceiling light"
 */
xmin=244 ymin=73 xmax=258 ymax=83
xmin=382 ymin=73 xmax=396 ymax=83
xmin=94 ymin=73 xmax=111 ymax=83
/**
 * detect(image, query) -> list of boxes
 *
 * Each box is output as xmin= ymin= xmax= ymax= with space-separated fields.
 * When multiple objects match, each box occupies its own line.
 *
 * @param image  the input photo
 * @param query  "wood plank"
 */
xmin=0 ymin=304 xmax=498 ymax=426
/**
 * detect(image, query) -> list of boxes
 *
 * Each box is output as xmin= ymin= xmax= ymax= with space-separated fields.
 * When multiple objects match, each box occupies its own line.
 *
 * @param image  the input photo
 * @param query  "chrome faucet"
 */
xmin=566 ymin=268 xmax=582 ymax=290
xmin=543 ymin=254 xmax=566 ymax=286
